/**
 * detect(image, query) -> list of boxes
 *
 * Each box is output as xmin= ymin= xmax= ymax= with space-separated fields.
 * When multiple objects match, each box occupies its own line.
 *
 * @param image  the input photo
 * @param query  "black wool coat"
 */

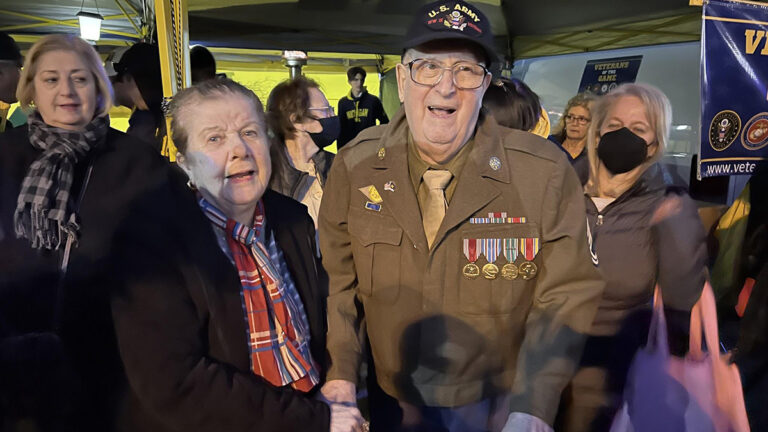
xmin=0 ymin=124 xmax=330 ymax=431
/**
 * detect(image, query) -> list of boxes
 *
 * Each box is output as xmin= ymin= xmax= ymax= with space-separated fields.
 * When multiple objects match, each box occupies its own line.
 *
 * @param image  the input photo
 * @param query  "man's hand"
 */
xmin=320 ymin=379 xmax=357 ymax=404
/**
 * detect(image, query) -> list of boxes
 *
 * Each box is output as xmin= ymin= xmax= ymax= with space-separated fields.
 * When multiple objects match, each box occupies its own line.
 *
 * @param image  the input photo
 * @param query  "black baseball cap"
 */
xmin=0 ymin=32 xmax=22 ymax=66
xmin=402 ymin=0 xmax=498 ymax=64
xmin=107 ymin=42 xmax=161 ymax=79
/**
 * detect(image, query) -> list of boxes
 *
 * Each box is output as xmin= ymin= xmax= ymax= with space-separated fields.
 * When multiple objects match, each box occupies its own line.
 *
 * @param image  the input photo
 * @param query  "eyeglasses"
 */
xmin=308 ymin=106 xmax=335 ymax=119
xmin=564 ymin=114 xmax=591 ymax=125
xmin=404 ymin=59 xmax=489 ymax=90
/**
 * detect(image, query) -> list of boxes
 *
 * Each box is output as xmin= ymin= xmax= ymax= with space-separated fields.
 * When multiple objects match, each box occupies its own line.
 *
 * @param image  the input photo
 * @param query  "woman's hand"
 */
xmin=318 ymin=380 xmax=365 ymax=432
xmin=650 ymin=195 xmax=683 ymax=225
xmin=329 ymin=403 xmax=365 ymax=432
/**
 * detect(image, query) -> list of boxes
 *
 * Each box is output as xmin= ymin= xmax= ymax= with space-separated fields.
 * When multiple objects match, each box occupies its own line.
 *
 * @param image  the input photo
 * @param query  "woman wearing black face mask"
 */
xmin=267 ymin=76 xmax=339 ymax=227
xmin=555 ymin=83 xmax=707 ymax=432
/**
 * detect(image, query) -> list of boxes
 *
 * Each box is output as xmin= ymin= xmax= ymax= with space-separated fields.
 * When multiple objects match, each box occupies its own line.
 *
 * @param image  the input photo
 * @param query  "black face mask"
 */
xmin=308 ymin=116 xmax=340 ymax=149
xmin=597 ymin=127 xmax=650 ymax=175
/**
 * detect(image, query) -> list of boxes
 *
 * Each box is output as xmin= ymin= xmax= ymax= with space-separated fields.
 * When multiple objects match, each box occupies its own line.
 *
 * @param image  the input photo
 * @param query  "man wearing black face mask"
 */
xmin=266 ymin=76 xmax=339 ymax=227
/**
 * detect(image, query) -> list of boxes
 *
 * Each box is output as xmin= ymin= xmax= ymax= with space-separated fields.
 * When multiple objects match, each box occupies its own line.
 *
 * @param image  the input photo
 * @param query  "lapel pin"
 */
xmin=384 ymin=181 xmax=396 ymax=192
xmin=489 ymin=156 xmax=501 ymax=171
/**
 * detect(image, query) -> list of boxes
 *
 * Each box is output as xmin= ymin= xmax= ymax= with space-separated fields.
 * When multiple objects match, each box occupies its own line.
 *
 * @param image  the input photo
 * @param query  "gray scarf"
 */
xmin=14 ymin=111 xmax=109 ymax=250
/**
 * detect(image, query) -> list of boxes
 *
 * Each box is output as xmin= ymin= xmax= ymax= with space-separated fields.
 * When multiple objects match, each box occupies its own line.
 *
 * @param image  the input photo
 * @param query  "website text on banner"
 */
xmin=700 ymin=0 xmax=768 ymax=178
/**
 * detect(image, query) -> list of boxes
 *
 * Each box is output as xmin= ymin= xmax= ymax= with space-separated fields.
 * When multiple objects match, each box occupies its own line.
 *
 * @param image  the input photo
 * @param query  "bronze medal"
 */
xmin=463 ymin=262 xmax=480 ymax=279
xmin=482 ymin=263 xmax=499 ymax=280
xmin=519 ymin=261 xmax=538 ymax=280
xmin=501 ymin=262 xmax=518 ymax=280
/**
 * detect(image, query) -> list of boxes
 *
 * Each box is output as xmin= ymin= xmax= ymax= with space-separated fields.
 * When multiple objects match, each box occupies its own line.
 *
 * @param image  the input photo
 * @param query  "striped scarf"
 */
xmin=14 ymin=111 xmax=108 ymax=250
xmin=199 ymin=197 xmax=319 ymax=391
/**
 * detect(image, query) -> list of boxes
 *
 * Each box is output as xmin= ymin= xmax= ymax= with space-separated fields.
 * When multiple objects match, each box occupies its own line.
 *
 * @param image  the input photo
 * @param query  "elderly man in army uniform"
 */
xmin=318 ymin=1 xmax=604 ymax=431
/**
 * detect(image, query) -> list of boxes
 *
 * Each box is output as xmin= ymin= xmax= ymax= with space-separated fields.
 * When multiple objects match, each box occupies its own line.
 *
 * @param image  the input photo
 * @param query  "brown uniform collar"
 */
xmin=370 ymin=107 xmax=514 ymax=252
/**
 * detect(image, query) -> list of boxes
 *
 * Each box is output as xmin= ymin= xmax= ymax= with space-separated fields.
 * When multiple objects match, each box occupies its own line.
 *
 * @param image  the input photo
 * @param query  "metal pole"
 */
xmin=155 ymin=0 xmax=189 ymax=161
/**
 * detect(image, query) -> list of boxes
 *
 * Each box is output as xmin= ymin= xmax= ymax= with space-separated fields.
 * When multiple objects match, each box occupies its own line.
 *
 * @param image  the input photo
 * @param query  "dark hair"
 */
xmin=190 ymin=45 xmax=216 ymax=84
xmin=347 ymin=67 xmax=366 ymax=82
xmin=266 ymin=76 xmax=321 ymax=142
xmin=169 ymin=78 xmax=264 ymax=154
xmin=482 ymin=78 xmax=541 ymax=131
xmin=0 ymin=32 xmax=22 ymax=66
xmin=117 ymin=43 xmax=163 ymax=107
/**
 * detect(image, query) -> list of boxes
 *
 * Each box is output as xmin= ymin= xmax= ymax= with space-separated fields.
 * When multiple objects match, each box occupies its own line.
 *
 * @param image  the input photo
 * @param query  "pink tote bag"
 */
xmin=609 ymin=282 xmax=750 ymax=432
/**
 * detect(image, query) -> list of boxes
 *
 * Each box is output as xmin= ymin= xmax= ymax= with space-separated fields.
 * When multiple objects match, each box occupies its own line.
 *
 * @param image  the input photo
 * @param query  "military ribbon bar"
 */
xmin=469 ymin=216 xmax=527 ymax=224
xmin=488 ymin=212 xmax=507 ymax=223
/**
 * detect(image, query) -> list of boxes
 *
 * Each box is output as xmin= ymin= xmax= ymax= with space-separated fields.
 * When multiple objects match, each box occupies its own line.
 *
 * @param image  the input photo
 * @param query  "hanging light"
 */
xmin=282 ymin=50 xmax=308 ymax=79
xmin=77 ymin=11 xmax=103 ymax=41
xmin=76 ymin=0 xmax=103 ymax=42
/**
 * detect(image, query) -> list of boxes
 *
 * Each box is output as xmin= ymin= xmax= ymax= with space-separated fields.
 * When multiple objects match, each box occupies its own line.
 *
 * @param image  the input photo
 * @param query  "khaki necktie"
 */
xmin=422 ymin=169 xmax=453 ymax=249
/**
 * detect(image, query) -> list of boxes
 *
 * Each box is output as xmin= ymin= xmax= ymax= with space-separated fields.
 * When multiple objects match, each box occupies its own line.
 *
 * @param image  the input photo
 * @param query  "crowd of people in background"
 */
xmin=0 ymin=0 xmax=765 ymax=431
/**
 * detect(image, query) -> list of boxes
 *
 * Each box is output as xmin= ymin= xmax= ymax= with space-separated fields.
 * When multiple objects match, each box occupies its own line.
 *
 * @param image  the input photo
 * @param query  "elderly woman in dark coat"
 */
xmin=108 ymin=78 xmax=361 ymax=431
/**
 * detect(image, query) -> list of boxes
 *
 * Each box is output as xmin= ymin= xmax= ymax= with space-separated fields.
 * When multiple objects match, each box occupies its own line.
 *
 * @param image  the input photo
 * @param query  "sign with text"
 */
xmin=577 ymin=55 xmax=643 ymax=95
xmin=700 ymin=0 xmax=768 ymax=178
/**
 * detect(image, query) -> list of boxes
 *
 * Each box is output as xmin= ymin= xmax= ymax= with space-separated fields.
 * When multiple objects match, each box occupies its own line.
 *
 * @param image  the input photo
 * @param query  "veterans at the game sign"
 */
xmin=577 ymin=55 xmax=643 ymax=96
xmin=700 ymin=0 xmax=768 ymax=178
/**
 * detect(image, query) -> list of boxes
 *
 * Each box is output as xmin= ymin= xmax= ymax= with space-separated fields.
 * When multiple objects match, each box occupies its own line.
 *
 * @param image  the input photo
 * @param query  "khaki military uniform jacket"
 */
xmin=319 ymin=109 xmax=603 ymax=424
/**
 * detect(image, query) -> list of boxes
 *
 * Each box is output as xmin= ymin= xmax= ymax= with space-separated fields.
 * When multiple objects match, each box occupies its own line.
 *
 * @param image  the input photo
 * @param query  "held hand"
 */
xmin=329 ymin=403 xmax=365 ymax=432
xmin=320 ymin=379 xmax=357 ymax=404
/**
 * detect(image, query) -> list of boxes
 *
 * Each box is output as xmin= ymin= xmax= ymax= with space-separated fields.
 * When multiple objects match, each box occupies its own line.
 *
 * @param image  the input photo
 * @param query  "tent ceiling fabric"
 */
xmin=0 ymin=0 xmax=726 ymax=59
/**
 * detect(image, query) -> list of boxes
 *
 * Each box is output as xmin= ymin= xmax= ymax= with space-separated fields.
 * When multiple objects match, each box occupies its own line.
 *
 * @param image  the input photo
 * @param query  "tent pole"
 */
xmin=155 ymin=0 xmax=189 ymax=161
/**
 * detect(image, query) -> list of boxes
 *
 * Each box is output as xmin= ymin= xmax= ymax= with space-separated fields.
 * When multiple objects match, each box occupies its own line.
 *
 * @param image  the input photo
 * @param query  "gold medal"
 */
xmin=519 ymin=261 xmax=538 ymax=280
xmin=501 ymin=263 xmax=518 ymax=280
xmin=482 ymin=263 xmax=499 ymax=280
xmin=463 ymin=263 xmax=480 ymax=279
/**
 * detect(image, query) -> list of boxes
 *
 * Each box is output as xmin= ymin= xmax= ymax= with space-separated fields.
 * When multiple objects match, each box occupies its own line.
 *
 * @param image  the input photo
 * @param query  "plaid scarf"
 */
xmin=14 ymin=112 xmax=109 ymax=250
xmin=199 ymin=197 xmax=319 ymax=391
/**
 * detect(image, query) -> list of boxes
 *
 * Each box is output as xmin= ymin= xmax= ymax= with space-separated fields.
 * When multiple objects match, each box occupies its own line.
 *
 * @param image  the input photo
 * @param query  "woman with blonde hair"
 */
xmin=548 ymin=92 xmax=595 ymax=184
xmin=555 ymin=83 xmax=707 ymax=432
xmin=0 ymin=34 xmax=208 ymax=431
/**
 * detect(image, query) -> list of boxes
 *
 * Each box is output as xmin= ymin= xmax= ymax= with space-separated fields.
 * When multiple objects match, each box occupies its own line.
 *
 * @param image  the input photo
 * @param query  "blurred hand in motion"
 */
xmin=650 ymin=195 xmax=683 ymax=225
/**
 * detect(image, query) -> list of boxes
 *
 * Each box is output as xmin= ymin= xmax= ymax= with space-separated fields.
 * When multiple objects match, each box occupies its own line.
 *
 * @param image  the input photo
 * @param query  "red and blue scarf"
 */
xmin=199 ymin=197 xmax=319 ymax=391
